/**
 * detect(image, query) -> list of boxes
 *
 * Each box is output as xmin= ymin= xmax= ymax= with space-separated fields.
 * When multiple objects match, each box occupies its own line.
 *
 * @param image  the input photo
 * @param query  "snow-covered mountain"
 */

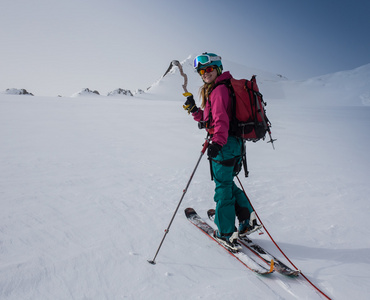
xmin=281 ymin=63 xmax=370 ymax=106
xmin=2 ymin=88 xmax=34 ymax=96
xmin=1 ymin=59 xmax=369 ymax=300
xmin=107 ymin=88 xmax=133 ymax=97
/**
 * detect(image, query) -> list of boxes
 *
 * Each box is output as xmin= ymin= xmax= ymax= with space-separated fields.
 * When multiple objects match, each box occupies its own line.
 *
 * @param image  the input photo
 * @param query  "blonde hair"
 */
xmin=199 ymin=82 xmax=215 ymax=109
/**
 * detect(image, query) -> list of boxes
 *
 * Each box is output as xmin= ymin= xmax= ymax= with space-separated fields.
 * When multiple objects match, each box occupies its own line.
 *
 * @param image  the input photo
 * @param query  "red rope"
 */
xmin=236 ymin=176 xmax=332 ymax=300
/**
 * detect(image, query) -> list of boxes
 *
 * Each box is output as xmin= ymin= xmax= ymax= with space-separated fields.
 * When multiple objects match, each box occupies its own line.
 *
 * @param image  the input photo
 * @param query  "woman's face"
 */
xmin=200 ymin=66 xmax=218 ymax=84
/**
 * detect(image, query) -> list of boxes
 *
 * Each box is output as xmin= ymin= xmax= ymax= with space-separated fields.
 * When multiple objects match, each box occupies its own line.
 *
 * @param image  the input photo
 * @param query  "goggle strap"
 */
xmin=209 ymin=55 xmax=221 ymax=62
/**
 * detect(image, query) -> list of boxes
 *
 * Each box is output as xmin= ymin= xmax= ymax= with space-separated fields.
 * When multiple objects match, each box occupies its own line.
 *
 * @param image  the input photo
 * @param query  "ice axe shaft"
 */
xmin=162 ymin=60 xmax=189 ymax=94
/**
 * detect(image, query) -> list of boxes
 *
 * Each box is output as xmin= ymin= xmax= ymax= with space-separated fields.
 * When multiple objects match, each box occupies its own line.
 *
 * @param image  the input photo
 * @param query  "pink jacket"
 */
xmin=192 ymin=71 xmax=233 ymax=146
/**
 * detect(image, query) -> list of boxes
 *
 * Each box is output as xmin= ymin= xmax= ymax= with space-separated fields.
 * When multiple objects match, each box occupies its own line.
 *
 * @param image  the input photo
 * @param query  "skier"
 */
xmin=183 ymin=53 xmax=261 ymax=250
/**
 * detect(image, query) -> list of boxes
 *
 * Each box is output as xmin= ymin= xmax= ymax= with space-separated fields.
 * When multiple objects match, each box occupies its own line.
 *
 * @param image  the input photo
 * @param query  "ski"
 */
xmin=185 ymin=208 xmax=274 ymax=275
xmin=207 ymin=209 xmax=300 ymax=277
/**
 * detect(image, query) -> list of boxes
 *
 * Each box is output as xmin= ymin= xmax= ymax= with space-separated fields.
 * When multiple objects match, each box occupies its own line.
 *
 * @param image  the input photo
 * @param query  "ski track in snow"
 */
xmin=1 ymin=60 xmax=370 ymax=299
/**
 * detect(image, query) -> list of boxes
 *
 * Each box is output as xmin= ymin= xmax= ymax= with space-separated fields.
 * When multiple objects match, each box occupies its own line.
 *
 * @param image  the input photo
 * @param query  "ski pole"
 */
xmin=148 ymin=139 xmax=209 ymax=265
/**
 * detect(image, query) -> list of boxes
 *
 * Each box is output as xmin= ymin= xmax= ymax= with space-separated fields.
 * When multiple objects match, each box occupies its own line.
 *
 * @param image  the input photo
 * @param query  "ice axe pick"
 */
xmin=162 ymin=60 xmax=189 ymax=94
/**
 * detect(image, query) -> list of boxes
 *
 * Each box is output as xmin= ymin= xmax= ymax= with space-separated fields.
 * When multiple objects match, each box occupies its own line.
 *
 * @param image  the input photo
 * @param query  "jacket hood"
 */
xmin=215 ymin=71 xmax=232 ymax=83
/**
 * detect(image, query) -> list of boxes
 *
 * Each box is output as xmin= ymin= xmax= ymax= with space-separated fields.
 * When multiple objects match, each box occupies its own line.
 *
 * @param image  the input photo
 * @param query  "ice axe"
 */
xmin=162 ymin=60 xmax=189 ymax=94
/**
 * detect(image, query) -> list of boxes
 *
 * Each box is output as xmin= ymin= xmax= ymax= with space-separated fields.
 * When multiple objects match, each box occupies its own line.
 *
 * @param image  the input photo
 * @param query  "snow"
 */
xmin=1 ymin=57 xmax=370 ymax=299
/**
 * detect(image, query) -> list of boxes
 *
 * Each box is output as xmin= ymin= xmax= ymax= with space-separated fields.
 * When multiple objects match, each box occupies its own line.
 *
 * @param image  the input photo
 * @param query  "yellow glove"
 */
xmin=183 ymin=93 xmax=198 ymax=114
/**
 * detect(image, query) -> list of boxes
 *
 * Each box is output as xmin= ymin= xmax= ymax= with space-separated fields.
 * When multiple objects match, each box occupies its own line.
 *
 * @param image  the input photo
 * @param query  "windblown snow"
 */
xmin=1 ymin=57 xmax=369 ymax=300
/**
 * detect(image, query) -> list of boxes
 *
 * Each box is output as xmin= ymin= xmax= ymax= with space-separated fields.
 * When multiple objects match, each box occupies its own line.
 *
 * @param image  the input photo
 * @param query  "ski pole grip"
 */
xmin=201 ymin=140 xmax=209 ymax=154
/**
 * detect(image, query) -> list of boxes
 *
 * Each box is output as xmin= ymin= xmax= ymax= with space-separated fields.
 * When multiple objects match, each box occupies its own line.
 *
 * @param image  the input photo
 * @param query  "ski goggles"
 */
xmin=198 ymin=66 xmax=217 ymax=75
xmin=194 ymin=54 xmax=221 ymax=69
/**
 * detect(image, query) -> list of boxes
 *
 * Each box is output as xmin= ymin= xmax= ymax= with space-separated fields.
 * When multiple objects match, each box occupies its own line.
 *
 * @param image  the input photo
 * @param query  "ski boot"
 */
xmin=213 ymin=230 xmax=242 ymax=252
xmin=238 ymin=212 xmax=262 ymax=237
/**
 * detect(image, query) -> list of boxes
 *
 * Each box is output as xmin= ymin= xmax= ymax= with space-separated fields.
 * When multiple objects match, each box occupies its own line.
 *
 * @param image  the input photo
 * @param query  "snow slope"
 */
xmin=1 ymin=57 xmax=370 ymax=299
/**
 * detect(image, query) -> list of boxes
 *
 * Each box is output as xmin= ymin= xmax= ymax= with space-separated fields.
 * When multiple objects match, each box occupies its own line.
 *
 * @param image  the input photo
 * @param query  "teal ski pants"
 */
xmin=212 ymin=136 xmax=253 ymax=235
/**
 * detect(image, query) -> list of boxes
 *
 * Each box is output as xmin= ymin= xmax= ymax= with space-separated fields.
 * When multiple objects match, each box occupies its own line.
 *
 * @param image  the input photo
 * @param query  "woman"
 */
xmin=183 ymin=53 xmax=261 ymax=251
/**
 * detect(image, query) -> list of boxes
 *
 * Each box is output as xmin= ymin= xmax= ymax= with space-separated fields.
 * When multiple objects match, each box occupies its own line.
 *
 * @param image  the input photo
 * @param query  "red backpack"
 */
xmin=205 ymin=76 xmax=276 ymax=178
xmin=212 ymin=75 xmax=275 ymax=148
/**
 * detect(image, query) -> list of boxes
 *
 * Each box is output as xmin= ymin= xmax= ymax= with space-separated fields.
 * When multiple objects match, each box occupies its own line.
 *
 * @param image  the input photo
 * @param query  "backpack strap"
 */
xmin=207 ymin=79 xmax=249 ymax=178
xmin=221 ymin=79 xmax=249 ymax=177
xmin=241 ymin=140 xmax=249 ymax=177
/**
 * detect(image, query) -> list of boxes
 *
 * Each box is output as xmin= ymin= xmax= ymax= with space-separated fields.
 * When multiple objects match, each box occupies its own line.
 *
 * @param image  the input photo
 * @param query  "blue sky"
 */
xmin=0 ymin=0 xmax=369 ymax=96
